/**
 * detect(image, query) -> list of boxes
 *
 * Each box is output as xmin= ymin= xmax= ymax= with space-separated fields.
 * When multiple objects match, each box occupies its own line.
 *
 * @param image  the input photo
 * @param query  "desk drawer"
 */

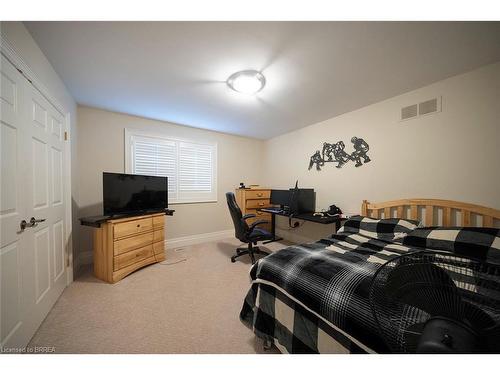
xmin=114 ymin=217 xmax=153 ymax=239
xmin=246 ymin=209 xmax=271 ymax=219
xmin=246 ymin=199 xmax=270 ymax=209
xmin=114 ymin=231 xmax=153 ymax=256
xmin=245 ymin=190 xmax=270 ymax=200
xmin=114 ymin=244 xmax=153 ymax=271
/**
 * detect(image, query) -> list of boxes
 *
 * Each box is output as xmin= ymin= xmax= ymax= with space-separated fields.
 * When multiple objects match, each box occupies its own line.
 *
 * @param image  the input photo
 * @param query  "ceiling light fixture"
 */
xmin=226 ymin=70 xmax=266 ymax=95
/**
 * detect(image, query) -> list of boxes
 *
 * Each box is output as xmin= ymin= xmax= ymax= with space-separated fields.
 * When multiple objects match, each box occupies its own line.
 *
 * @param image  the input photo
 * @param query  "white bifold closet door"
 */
xmin=1 ymin=55 xmax=67 ymax=350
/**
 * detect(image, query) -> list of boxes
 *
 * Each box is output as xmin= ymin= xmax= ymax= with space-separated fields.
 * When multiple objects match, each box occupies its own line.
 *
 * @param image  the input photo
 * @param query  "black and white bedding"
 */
xmin=239 ymin=216 xmax=500 ymax=354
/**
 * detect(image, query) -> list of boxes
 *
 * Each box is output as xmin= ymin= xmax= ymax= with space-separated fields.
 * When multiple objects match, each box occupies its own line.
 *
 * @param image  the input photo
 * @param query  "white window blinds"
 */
xmin=126 ymin=131 xmax=217 ymax=204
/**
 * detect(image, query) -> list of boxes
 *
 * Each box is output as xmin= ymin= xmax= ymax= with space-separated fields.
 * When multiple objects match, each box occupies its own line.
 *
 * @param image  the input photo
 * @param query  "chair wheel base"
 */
xmin=230 ymin=246 xmax=270 ymax=264
xmin=263 ymin=338 xmax=273 ymax=350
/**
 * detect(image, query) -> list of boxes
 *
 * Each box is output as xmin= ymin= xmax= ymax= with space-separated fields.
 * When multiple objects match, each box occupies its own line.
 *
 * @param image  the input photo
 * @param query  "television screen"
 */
xmin=103 ymin=172 xmax=168 ymax=216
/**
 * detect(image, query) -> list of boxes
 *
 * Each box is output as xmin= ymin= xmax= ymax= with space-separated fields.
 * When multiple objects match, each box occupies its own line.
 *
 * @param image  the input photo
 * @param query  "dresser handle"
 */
xmin=257 ymin=193 xmax=262 ymax=197
xmin=136 ymin=224 xmax=140 ymax=227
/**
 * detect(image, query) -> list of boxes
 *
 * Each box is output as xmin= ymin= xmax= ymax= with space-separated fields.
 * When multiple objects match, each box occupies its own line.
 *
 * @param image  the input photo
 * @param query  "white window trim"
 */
xmin=124 ymin=128 xmax=217 ymax=205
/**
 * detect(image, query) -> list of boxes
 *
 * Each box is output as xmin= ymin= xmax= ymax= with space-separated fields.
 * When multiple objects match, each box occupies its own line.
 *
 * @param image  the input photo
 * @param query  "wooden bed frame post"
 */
xmin=361 ymin=200 xmax=368 ymax=216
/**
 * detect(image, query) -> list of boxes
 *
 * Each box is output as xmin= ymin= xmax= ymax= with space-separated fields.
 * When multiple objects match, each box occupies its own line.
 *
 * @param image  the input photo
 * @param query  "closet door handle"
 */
xmin=19 ymin=220 xmax=28 ymax=232
xmin=30 ymin=217 xmax=46 ymax=226
xmin=18 ymin=217 xmax=45 ymax=233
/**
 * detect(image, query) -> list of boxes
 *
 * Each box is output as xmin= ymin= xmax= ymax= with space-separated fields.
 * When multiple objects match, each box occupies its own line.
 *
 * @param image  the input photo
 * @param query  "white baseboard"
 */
xmin=167 ymin=229 xmax=234 ymax=249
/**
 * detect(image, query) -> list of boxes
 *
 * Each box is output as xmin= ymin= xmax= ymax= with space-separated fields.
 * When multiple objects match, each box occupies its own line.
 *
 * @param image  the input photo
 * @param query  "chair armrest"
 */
xmin=242 ymin=214 xmax=256 ymax=221
xmin=249 ymin=219 xmax=269 ymax=231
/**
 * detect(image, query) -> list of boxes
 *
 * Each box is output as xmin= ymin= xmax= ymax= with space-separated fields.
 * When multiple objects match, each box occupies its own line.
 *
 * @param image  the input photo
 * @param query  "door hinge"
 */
xmin=64 ymin=131 xmax=68 ymax=141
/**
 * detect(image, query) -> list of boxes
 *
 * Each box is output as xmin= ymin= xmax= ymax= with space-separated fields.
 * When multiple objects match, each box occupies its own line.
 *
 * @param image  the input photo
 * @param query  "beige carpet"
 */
xmin=27 ymin=238 xmax=289 ymax=353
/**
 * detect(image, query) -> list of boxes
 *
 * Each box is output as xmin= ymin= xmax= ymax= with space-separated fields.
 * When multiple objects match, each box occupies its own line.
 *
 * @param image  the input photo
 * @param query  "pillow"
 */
xmin=338 ymin=215 xmax=420 ymax=240
xmin=403 ymin=227 xmax=500 ymax=263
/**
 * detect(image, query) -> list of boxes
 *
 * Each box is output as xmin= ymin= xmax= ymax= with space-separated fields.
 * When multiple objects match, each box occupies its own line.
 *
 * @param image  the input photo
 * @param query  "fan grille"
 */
xmin=370 ymin=251 xmax=500 ymax=353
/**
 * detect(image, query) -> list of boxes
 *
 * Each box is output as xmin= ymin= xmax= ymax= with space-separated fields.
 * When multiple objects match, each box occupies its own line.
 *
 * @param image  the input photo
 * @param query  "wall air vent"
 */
xmin=401 ymin=104 xmax=418 ymax=120
xmin=419 ymin=98 xmax=439 ymax=115
xmin=400 ymin=96 xmax=442 ymax=121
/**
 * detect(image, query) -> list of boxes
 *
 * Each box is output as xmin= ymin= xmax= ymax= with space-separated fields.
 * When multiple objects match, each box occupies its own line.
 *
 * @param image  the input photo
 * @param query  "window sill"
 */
xmin=169 ymin=199 xmax=218 ymax=205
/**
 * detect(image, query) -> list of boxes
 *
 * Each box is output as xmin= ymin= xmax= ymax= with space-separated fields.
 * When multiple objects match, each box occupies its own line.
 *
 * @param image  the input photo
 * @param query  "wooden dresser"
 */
xmin=93 ymin=213 xmax=166 ymax=283
xmin=235 ymin=188 xmax=272 ymax=232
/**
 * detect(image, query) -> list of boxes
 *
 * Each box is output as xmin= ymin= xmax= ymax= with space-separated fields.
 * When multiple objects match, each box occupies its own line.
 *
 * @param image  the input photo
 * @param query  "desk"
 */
xmin=258 ymin=208 xmax=345 ymax=243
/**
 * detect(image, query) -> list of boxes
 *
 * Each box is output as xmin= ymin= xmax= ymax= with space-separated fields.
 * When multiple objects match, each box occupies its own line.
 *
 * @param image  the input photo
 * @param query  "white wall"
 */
xmin=262 ymin=62 xmax=500 ymax=242
xmin=5 ymin=21 xmax=498 ymax=267
xmin=0 ymin=22 xmax=80 ymax=276
xmin=77 ymin=106 xmax=264 ymax=262
xmin=75 ymin=63 xmax=500 ymax=258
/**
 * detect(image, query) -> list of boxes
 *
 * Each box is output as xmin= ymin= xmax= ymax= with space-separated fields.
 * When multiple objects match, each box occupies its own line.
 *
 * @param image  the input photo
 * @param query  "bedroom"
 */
xmin=1 ymin=0 xmax=500 ymax=373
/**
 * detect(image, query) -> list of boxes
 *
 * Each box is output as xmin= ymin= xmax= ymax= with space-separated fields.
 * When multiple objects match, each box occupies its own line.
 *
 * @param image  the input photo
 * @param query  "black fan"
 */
xmin=370 ymin=251 xmax=500 ymax=353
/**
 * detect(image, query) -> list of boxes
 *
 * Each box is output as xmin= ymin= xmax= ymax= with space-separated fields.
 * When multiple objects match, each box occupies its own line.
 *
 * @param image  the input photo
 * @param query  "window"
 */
xmin=125 ymin=129 xmax=217 ymax=204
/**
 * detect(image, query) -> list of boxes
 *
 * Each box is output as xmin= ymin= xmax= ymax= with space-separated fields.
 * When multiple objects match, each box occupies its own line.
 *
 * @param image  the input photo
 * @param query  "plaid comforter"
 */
xmin=240 ymin=231 xmax=419 ymax=353
xmin=240 ymin=216 xmax=500 ymax=353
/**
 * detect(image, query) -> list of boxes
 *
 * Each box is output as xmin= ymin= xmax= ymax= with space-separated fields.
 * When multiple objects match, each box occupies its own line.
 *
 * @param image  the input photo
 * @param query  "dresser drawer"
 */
xmin=153 ymin=215 xmax=165 ymax=229
xmin=247 ymin=214 xmax=271 ymax=222
xmin=245 ymin=190 xmax=270 ymax=200
xmin=114 ymin=217 xmax=153 ymax=239
xmin=153 ymin=229 xmax=165 ymax=243
xmin=114 ymin=244 xmax=153 ymax=271
xmin=246 ymin=199 xmax=270 ymax=209
xmin=245 ymin=209 xmax=271 ymax=219
xmin=114 ymin=231 xmax=153 ymax=255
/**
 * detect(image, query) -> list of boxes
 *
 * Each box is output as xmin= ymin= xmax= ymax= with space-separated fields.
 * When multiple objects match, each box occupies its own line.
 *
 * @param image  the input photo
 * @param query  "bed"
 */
xmin=239 ymin=198 xmax=500 ymax=353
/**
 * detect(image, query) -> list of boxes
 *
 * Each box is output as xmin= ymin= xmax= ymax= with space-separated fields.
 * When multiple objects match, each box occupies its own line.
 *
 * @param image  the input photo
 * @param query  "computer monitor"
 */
xmin=270 ymin=189 xmax=290 ymax=209
xmin=289 ymin=188 xmax=315 ymax=214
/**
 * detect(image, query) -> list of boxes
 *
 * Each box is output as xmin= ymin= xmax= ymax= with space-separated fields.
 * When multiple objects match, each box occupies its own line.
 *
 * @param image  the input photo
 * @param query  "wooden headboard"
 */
xmin=361 ymin=198 xmax=500 ymax=227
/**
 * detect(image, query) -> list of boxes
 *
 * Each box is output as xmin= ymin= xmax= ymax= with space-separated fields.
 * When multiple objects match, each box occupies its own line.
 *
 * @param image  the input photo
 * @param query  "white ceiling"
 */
xmin=25 ymin=21 xmax=500 ymax=139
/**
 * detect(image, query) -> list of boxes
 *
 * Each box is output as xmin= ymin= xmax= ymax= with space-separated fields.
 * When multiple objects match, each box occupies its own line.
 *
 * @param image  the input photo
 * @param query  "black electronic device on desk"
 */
xmin=311 ymin=204 xmax=343 ymax=222
xmin=289 ymin=188 xmax=315 ymax=215
xmin=268 ymin=183 xmax=316 ymax=215
xmin=286 ymin=181 xmax=316 ymax=228
xmin=312 ymin=204 xmax=342 ymax=217
xmin=270 ymin=189 xmax=290 ymax=212
xmin=287 ymin=181 xmax=315 ymax=215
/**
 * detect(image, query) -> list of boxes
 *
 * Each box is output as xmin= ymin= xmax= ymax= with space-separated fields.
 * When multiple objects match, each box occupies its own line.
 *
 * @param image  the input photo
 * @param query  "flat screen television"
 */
xmin=103 ymin=172 xmax=168 ymax=216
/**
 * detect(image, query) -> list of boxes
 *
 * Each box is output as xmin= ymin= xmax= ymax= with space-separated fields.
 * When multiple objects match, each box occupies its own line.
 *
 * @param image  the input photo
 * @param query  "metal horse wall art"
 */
xmin=308 ymin=137 xmax=371 ymax=171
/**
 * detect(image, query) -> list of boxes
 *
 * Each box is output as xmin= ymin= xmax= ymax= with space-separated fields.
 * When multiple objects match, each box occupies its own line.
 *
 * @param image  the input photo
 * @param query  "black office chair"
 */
xmin=226 ymin=192 xmax=273 ymax=264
